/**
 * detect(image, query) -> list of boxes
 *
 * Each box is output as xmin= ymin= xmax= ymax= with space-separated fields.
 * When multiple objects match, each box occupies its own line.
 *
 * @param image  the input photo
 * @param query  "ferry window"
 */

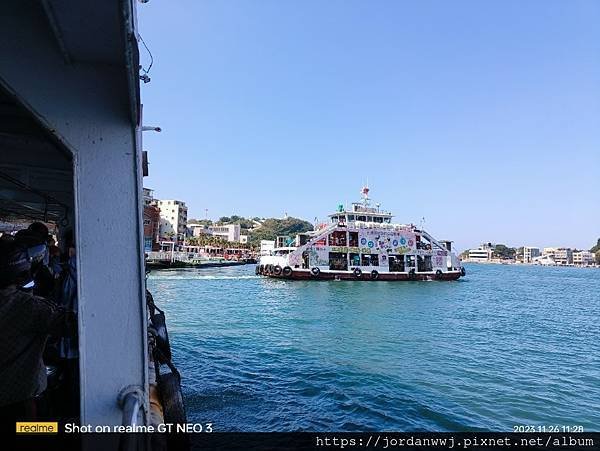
xmin=361 ymin=254 xmax=370 ymax=266
xmin=329 ymin=231 xmax=347 ymax=246
xmin=384 ymin=217 xmax=391 ymax=223
xmin=370 ymin=254 xmax=379 ymax=266
xmin=331 ymin=216 xmax=338 ymax=223
xmin=389 ymin=255 xmax=405 ymax=272
xmin=348 ymin=232 xmax=358 ymax=247
xmin=349 ymin=253 xmax=360 ymax=266
xmin=329 ymin=252 xmax=348 ymax=271
xmin=424 ymin=256 xmax=432 ymax=271
xmin=417 ymin=256 xmax=433 ymax=272
xmin=406 ymin=255 xmax=416 ymax=268
xmin=366 ymin=216 xmax=373 ymax=222
xmin=347 ymin=215 xmax=355 ymax=221
xmin=357 ymin=215 xmax=366 ymax=222
xmin=417 ymin=235 xmax=432 ymax=250
xmin=374 ymin=217 xmax=383 ymax=223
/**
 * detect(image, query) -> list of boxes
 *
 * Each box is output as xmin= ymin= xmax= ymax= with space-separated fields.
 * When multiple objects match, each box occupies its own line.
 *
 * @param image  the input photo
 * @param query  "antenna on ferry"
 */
xmin=360 ymin=185 xmax=370 ymax=205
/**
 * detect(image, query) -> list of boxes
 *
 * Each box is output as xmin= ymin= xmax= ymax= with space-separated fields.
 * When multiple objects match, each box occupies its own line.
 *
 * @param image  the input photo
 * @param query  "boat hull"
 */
xmin=147 ymin=260 xmax=247 ymax=270
xmin=257 ymin=267 xmax=462 ymax=281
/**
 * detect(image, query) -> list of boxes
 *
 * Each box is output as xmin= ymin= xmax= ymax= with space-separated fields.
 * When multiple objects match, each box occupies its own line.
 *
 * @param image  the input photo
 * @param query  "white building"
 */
xmin=156 ymin=199 xmax=188 ymax=240
xmin=209 ymin=224 xmax=240 ymax=242
xmin=573 ymin=250 xmax=595 ymax=266
xmin=554 ymin=248 xmax=573 ymax=265
xmin=523 ymin=246 xmax=540 ymax=263
xmin=540 ymin=247 xmax=573 ymax=265
xmin=187 ymin=223 xmax=247 ymax=243
xmin=467 ymin=243 xmax=494 ymax=262
xmin=187 ymin=223 xmax=209 ymax=237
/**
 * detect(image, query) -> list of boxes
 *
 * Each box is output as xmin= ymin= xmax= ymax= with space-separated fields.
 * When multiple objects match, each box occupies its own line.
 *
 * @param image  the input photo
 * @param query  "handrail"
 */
xmin=118 ymin=385 xmax=144 ymax=427
xmin=117 ymin=386 xmax=145 ymax=451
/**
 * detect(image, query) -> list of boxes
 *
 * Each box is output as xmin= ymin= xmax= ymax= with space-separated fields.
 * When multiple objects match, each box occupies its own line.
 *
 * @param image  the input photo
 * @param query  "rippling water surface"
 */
xmin=147 ymin=264 xmax=600 ymax=431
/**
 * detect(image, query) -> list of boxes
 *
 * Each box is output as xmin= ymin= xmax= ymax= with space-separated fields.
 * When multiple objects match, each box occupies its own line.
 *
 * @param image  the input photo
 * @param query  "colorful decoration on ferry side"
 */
xmin=288 ymin=252 xmax=302 ymax=266
xmin=359 ymin=229 xmax=416 ymax=254
xmin=299 ymin=228 xmax=420 ymax=267
xmin=308 ymin=247 xmax=329 ymax=267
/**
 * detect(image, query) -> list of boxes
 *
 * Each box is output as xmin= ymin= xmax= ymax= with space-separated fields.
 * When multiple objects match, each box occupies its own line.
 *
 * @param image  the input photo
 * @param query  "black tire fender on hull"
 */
xmin=158 ymin=371 xmax=187 ymax=425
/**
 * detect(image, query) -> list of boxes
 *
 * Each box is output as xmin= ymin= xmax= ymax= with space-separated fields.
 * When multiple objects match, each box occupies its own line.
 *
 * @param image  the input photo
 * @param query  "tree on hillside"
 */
xmin=515 ymin=246 xmax=524 ymax=262
xmin=216 ymin=215 xmax=255 ymax=230
xmin=591 ymin=238 xmax=600 ymax=263
xmin=246 ymin=217 xmax=313 ymax=246
xmin=188 ymin=219 xmax=212 ymax=226
xmin=186 ymin=234 xmax=251 ymax=249
xmin=492 ymin=244 xmax=516 ymax=259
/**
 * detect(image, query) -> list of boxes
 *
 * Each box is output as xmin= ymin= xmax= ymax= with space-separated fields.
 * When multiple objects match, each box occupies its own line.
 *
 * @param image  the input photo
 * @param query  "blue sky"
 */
xmin=139 ymin=1 xmax=600 ymax=251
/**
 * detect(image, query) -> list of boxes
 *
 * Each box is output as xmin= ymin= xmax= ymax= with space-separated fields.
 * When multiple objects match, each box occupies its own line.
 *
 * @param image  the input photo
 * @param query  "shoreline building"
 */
xmin=553 ymin=248 xmax=573 ymax=265
xmin=157 ymin=199 xmax=188 ymax=241
xmin=467 ymin=243 xmax=494 ymax=262
xmin=188 ymin=222 xmax=209 ymax=237
xmin=573 ymin=250 xmax=594 ymax=266
xmin=209 ymin=224 xmax=241 ymax=242
xmin=142 ymin=189 xmax=160 ymax=251
xmin=188 ymin=222 xmax=247 ymax=244
xmin=523 ymin=246 xmax=540 ymax=263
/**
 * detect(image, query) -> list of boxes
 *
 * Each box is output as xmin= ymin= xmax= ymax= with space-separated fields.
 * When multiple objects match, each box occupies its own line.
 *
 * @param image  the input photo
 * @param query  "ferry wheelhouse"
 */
xmin=257 ymin=187 xmax=465 ymax=281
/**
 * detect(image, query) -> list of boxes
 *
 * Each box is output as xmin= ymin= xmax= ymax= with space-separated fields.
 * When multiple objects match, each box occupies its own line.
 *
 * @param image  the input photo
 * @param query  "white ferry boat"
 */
xmin=257 ymin=187 xmax=465 ymax=281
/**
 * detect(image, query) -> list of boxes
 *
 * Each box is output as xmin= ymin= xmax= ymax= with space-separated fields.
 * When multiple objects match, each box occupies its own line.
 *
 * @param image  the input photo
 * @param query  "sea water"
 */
xmin=147 ymin=263 xmax=600 ymax=431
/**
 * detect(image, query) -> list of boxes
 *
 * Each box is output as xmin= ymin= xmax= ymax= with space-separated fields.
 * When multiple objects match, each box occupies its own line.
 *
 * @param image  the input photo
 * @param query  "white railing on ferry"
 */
xmin=146 ymin=251 xmax=194 ymax=262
